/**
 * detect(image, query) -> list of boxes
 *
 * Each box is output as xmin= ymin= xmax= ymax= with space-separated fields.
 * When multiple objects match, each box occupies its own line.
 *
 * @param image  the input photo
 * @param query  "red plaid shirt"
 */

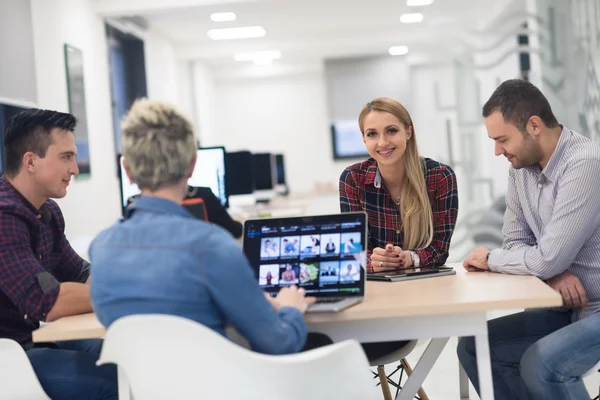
xmin=339 ymin=158 xmax=458 ymax=272
xmin=0 ymin=177 xmax=89 ymax=348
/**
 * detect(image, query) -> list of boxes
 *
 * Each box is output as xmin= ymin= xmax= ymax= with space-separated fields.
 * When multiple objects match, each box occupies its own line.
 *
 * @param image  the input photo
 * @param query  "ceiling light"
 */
xmin=400 ymin=13 xmax=424 ymax=23
xmin=207 ymin=26 xmax=266 ymax=40
xmin=407 ymin=0 xmax=434 ymax=6
xmin=389 ymin=45 xmax=409 ymax=55
xmin=210 ymin=12 xmax=236 ymax=22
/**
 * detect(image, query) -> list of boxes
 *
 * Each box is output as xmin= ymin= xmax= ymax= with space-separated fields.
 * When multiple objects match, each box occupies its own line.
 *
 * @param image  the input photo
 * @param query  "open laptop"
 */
xmin=243 ymin=212 xmax=367 ymax=313
xmin=368 ymin=266 xmax=456 ymax=282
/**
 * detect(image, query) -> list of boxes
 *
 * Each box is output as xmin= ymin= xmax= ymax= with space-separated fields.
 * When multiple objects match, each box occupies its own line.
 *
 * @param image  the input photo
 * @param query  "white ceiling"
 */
xmin=94 ymin=0 xmax=523 ymax=67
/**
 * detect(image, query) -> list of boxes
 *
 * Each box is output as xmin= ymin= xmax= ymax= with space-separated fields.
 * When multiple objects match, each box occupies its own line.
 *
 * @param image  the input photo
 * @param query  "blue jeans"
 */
xmin=26 ymin=339 xmax=118 ymax=400
xmin=457 ymin=309 xmax=600 ymax=400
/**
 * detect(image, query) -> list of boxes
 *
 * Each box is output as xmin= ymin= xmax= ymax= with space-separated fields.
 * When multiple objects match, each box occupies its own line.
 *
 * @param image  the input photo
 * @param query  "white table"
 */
xmin=304 ymin=263 xmax=562 ymax=400
xmin=33 ymin=263 xmax=562 ymax=400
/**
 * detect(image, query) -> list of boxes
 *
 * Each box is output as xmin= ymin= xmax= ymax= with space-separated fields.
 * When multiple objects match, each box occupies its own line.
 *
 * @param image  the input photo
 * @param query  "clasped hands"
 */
xmin=370 ymin=244 xmax=413 ymax=272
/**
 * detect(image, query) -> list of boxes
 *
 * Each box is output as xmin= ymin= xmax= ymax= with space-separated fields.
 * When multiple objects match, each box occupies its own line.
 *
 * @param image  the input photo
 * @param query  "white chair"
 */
xmin=586 ymin=360 xmax=600 ymax=400
xmin=97 ymin=314 xmax=374 ymax=400
xmin=370 ymin=340 xmax=429 ymax=400
xmin=0 ymin=339 xmax=50 ymax=400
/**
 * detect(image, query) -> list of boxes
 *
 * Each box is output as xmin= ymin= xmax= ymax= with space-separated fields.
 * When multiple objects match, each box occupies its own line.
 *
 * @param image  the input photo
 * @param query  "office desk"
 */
xmin=304 ymin=264 xmax=562 ymax=400
xmin=32 ymin=264 xmax=562 ymax=400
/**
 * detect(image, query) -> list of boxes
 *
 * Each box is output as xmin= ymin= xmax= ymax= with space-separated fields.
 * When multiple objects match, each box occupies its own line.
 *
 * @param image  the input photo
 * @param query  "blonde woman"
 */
xmin=339 ymin=98 xmax=459 ymax=273
xmin=339 ymin=97 xmax=459 ymax=361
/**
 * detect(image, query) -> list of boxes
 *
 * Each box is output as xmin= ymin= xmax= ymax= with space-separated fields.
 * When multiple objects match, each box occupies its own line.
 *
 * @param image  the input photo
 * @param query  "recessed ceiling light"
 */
xmin=389 ymin=45 xmax=409 ymax=55
xmin=400 ymin=13 xmax=424 ymax=23
xmin=207 ymin=26 xmax=266 ymax=40
xmin=210 ymin=12 xmax=236 ymax=22
xmin=234 ymin=50 xmax=282 ymax=62
xmin=407 ymin=0 xmax=434 ymax=6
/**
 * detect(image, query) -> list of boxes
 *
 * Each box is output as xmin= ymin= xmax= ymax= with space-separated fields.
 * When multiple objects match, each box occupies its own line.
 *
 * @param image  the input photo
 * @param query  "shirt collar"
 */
xmin=363 ymin=159 xmax=379 ymax=186
xmin=125 ymin=196 xmax=193 ymax=220
xmin=541 ymin=126 xmax=571 ymax=182
xmin=0 ymin=176 xmax=51 ymax=220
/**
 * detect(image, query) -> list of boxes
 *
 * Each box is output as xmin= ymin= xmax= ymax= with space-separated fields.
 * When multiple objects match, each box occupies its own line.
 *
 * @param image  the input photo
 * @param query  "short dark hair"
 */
xmin=3 ymin=109 xmax=77 ymax=177
xmin=482 ymin=79 xmax=559 ymax=133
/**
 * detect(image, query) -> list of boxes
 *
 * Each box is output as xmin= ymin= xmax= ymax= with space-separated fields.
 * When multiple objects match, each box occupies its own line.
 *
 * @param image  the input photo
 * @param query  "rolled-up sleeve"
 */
xmin=0 ymin=212 xmax=59 ymax=321
xmin=202 ymin=228 xmax=307 ymax=355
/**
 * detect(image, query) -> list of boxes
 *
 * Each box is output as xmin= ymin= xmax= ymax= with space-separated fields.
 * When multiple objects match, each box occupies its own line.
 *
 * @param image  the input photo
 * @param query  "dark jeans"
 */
xmin=26 ymin=339 xmax=118 ymax=400
xmin=457 ymin=309 xmax=600 ymax=400
xmin=304 ymin=333 xmax=409 ymax=363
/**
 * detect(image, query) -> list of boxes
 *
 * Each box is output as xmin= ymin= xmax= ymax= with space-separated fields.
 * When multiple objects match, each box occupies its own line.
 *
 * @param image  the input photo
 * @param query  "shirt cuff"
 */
xmin=488 ymin=248 xmax=531 ymax=275
xmin=487 ymin=249 xmax=503 ymax=272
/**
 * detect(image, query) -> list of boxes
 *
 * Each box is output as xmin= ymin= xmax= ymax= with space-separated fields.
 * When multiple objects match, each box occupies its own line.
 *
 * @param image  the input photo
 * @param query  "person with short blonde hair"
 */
xmin=90 ymin=99 xmax=315 ymax=355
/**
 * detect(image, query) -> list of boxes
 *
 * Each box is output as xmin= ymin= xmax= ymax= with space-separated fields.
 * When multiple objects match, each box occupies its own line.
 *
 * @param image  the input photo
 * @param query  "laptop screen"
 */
xmin=243 ymin=212 xmax=367 ymax=297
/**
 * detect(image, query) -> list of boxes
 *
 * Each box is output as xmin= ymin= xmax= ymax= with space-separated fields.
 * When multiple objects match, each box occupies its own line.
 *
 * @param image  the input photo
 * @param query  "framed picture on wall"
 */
xmin=64 ymin=43 xmax=91 ymax=176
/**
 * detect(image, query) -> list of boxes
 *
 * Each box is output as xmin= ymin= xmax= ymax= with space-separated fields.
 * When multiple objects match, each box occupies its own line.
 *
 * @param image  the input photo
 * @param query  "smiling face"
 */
xmin=485 ymin=110 xmax=544 ymax=169
xmin=28 ymin=128 xmax=79 ymax=199
xmin=362 ymin=111 xmax=411 ymax=166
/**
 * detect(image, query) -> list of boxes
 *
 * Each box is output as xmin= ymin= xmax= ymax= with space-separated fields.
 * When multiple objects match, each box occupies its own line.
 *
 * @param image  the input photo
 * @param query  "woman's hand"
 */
xmin=371 ymin=244 xmax=406 ymax=271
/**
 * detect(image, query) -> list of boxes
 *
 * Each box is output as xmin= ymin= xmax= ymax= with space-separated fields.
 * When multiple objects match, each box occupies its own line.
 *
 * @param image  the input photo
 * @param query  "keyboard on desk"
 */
xmin=315 ymin=297 xmax=344 ymax=304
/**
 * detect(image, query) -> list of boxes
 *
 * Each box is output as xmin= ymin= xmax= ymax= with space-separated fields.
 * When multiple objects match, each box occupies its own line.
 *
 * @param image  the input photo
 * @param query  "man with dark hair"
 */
xmin=459 ymin=79 xmax=600 ymax=399
xmin=0 ymin=109 xmax=117 ymax=399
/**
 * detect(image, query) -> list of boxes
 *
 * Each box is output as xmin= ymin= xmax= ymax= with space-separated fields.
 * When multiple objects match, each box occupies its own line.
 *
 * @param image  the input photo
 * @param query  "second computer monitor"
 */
xmin=252 ymin=153 xmax=277 ymax=202
xmin=225 ymin=151 xmax=255 ymax=196
xmin=275 ymin=154 xmax=288 ymax=195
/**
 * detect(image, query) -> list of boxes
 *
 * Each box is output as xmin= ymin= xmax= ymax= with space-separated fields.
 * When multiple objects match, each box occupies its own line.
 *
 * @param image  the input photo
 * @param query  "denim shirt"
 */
xmin=90 ymin=196 xmax=307 ymax=354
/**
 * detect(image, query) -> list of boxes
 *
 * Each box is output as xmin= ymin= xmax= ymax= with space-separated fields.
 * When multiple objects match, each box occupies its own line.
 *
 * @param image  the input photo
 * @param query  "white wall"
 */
xmin=30 ymin=0 xmax=187 ymax=242
xmin=214 ymin=68 xmax=347 ymax=194
xmin=325 ymin=56 xmax=411 ymax=120
xmin=31 ymin=0 xmax=121 ymax=241
xmin=192 ymin=61 xmax=217 ymax=146
xmin=145 ymin=32 xmax=179 ymax=105
xmin=0 ymin=0 xmax=37 ymax=104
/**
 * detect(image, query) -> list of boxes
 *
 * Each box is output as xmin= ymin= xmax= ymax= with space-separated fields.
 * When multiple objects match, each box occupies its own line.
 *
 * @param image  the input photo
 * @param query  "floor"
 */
xmin=366 ymin=311 xmax=600 ymax=400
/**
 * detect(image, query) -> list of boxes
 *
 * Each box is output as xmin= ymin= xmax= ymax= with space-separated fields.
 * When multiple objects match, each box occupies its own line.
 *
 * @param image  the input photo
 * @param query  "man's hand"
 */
xmin=275 ymin=286 xmax=316 ymax=314
xmin=264 ymin=293 xmax=281 ymax=311
xmin=463 ymin=248 xmax=490 ymax=272
xmin=547 ymin=270 xmax=588 ymax=309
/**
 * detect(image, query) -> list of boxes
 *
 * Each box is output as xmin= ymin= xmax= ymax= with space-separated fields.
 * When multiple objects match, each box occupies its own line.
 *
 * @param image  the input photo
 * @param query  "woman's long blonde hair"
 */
xmin=358 ymin=98 xmax=433 ymax=249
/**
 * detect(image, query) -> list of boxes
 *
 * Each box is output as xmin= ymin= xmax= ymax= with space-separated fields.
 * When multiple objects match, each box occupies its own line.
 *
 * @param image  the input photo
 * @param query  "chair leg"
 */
xmin=401 ymin=359 xmax=430 ymax=400
xmin=377 ymin=365 xmax=394 ymax=400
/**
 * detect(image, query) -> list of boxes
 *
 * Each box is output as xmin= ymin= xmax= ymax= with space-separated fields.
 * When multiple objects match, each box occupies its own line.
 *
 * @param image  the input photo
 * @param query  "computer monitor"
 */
xmin=225 ymin=151 xmax=255 ymax=196
xmin=275 ymin=154 xmax=288 ymax=196
xmin=189 ymin=146 xmax=228 ymax=208
xmin=331 ymin=120 xmax=369 ymax=160
xmin=252 ymin=153 xmax=277 ymax=202
xmin=117 ymin=146 xmax=228 ymax=214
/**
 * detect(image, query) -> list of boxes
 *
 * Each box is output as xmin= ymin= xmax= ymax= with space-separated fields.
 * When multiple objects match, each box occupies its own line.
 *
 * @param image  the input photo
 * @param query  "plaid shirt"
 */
xmin=0 ymin=177 xmax=89 ymax=348
xmin=339 ymin=158 xmax=458 ymax=271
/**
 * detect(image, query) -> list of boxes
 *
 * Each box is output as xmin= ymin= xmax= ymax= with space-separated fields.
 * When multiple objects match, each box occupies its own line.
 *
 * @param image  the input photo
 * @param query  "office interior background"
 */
xmin=2 ymin=0 xmax=600 ymax=397
xmin=2 ymin=0 xmax=597 ymax=260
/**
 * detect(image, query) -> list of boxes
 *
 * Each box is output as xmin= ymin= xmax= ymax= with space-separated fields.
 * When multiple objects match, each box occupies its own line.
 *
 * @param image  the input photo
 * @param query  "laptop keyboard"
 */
xmin=315 ymin=298 xmax=345 ymax=304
